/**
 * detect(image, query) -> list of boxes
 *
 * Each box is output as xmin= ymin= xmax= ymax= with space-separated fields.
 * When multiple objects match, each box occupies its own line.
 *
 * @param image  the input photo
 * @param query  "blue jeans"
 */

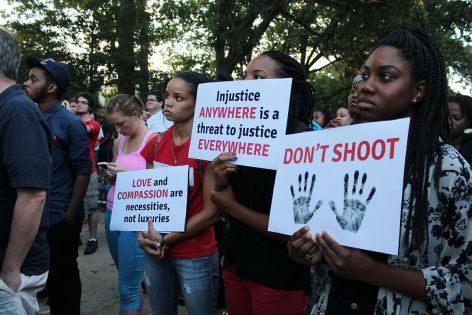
xmin=144 ymin=251 xmax=219 ymax=315
xmin=105 ymin=209 xmax=144 ymax=311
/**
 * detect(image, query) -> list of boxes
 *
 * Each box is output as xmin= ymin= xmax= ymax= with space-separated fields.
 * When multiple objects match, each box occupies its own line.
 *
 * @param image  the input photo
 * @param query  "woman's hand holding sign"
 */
xmin=211 ymin=152 xmax=239 ymax=215
xmin=211 ymin=152 xmax=238 ymax=192
xmin=138 ymin=219 xmax=168 ymax=259
xmin=315 ymin=231 xmax=376 ymax=283
xmin=288 ymin=226 xmax=388 ymax=290
xmin=287 ymin=226 xmax=323 ymax=266
xmin=288 ymin=227 xmax=377 ymax=281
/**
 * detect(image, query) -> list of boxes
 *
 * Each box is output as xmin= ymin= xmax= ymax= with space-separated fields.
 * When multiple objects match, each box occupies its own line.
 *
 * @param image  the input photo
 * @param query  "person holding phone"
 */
xmin=104 ymin=94 xmax=155 ymax=315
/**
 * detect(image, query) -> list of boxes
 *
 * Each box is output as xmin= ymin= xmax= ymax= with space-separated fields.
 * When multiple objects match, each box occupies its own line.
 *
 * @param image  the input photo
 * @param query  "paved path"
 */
xmin=41 ymin=213 xmax=188 ymax=314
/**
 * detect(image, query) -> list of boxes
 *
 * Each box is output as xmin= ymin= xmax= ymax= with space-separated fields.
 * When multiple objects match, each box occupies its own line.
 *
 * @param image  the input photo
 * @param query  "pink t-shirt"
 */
xmin=107 ymin=130 xmax=154 ymax=210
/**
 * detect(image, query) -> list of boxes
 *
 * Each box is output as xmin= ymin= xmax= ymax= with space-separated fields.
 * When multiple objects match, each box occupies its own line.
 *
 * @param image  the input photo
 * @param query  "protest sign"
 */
xmin=268 ymin=118 xmax=410 ymax=255
xmin=110 ymin=166 xmax=189 ymax=232
xmin=189 ymin=78 xmax=291 ymax=170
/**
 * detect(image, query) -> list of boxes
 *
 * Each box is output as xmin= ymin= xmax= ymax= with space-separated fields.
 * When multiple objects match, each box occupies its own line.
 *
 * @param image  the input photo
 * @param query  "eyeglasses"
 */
xmin=146 ymin=98 xmax=158 ymax=102
xmin=77 ymin=100 xmax=89 ymax=105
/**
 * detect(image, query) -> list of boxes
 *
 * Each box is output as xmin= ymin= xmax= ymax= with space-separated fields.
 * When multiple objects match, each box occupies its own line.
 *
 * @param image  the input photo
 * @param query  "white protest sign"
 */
xmin=110 ymin=166 xmax=189 ymax=232
xmin=189 ymin=78 xmax=291 ymax=170
xmin=268 ymin=118 xmax=410 ymax=255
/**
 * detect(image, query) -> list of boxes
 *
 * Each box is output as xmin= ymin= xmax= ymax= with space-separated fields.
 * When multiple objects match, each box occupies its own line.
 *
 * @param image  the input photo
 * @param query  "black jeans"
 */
xmin=47 ymin=219 xmax=81 ymax=315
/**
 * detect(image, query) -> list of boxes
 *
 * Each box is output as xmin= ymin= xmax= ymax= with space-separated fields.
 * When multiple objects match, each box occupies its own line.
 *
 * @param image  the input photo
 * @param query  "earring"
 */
xmin=412 ymin=98 xmax=417 ymax=103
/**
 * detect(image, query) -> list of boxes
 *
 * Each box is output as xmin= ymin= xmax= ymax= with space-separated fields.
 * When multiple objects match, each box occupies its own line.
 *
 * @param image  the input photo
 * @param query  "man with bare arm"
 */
xmin=0 ymin=28 xmax=52 ymax=314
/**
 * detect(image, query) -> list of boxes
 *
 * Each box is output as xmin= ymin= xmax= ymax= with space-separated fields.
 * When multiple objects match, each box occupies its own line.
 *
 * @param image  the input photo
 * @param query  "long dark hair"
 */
xmin=448 ymin=94 xmax=472 ymax=130
xmin=375 ymin=27 xmax=449 ymax=253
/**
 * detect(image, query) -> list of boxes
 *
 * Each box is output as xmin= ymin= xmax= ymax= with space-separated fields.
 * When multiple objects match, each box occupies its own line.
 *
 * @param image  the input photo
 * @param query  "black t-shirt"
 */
xmin=225 ymin=166 xmax=311 ymax=292
xmin=98 ymin=117 xmax=114 ymax=147
xmin=0 ymin=85 xmax=52 ymax=276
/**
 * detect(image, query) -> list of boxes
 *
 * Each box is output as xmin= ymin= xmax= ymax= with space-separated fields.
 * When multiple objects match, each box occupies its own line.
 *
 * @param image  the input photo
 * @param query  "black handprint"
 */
xmin=291 ymin=171 xmax=323 ymax=224
xmin=329 ymin=170 xmax=376 ymax=232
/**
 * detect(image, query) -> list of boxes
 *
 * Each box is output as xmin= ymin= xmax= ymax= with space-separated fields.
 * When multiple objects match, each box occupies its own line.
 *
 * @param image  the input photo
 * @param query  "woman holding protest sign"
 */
xmin=104 ymin=94 xmax=156 ymax=314
xmin=138 ymin=72 xmax=220 ymax=315
xmin=288 ymin=28 xmax=472 ymax=314
xmin=210 ymin=51 xmax=315 ymax=315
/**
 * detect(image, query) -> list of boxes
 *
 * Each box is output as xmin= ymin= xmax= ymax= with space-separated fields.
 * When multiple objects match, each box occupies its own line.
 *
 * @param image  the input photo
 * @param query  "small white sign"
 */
xmin=189 ymin=78 xmax=291 ymax=170
xmin=110 ymin=166 xmax=189 ymax=232
xmin=268 ymin=118 xmax=410 ymax=255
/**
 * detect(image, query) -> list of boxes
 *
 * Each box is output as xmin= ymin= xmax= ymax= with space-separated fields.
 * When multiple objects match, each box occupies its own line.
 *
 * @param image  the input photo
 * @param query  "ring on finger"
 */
xmin=304 ymin=254 xmax=313 ymax=261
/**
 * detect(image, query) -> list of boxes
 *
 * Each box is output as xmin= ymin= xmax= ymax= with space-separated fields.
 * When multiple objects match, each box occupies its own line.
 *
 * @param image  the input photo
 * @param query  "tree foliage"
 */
xmin=260 ymin=0 xmax=471 ymax=107
xmin=2 ymin=0 xmax=470 ymax=108
xmin=3 ymin=0 xmax=159 ymax=99
xmin=158 ymin=0 xmax=471 ymax=107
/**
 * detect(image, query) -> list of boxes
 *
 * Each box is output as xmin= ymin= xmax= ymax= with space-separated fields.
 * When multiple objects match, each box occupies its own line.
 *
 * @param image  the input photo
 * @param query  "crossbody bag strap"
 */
xmin=152 ymin=133 xmax=163 ymax=158
xmin=196 ymin=159 xmax=205 ymax=186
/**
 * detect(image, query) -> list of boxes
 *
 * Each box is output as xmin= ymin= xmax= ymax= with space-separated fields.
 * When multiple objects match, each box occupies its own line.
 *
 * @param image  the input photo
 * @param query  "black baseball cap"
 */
xmin=26 ymin=56 xmax=70 ymax=92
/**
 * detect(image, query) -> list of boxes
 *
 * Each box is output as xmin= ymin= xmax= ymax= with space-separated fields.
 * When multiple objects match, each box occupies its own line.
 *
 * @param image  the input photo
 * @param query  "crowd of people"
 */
xmin=0 ymin=25 xmax=471 ymax=315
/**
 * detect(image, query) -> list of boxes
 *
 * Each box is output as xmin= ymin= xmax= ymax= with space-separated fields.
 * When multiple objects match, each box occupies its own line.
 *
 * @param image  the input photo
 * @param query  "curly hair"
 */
xmin=75 ymin=91 xmax=97 ymax=113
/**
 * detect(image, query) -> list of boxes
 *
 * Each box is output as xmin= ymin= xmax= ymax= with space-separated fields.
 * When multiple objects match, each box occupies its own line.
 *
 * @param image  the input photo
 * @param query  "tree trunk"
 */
xmin=213 ymin=0 xmax=286 ymax=79
xmin=116 ymin=0 xmax=136 ymax=94
xmin=136 ymin=0 xmax=150 ymax=99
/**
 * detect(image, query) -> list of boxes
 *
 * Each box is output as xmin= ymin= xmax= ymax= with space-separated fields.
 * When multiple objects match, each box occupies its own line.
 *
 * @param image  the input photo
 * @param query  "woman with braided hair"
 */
xmin=288 ymin=27 xmax=472 ymax=314
xmin=210 ymin=51 xmax=316 ymax=315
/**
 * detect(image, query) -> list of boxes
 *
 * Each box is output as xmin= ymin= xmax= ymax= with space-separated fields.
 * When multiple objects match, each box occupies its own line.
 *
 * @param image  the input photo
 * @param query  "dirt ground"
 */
xmin=40 ymin=213 xmax=188 ymax=315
